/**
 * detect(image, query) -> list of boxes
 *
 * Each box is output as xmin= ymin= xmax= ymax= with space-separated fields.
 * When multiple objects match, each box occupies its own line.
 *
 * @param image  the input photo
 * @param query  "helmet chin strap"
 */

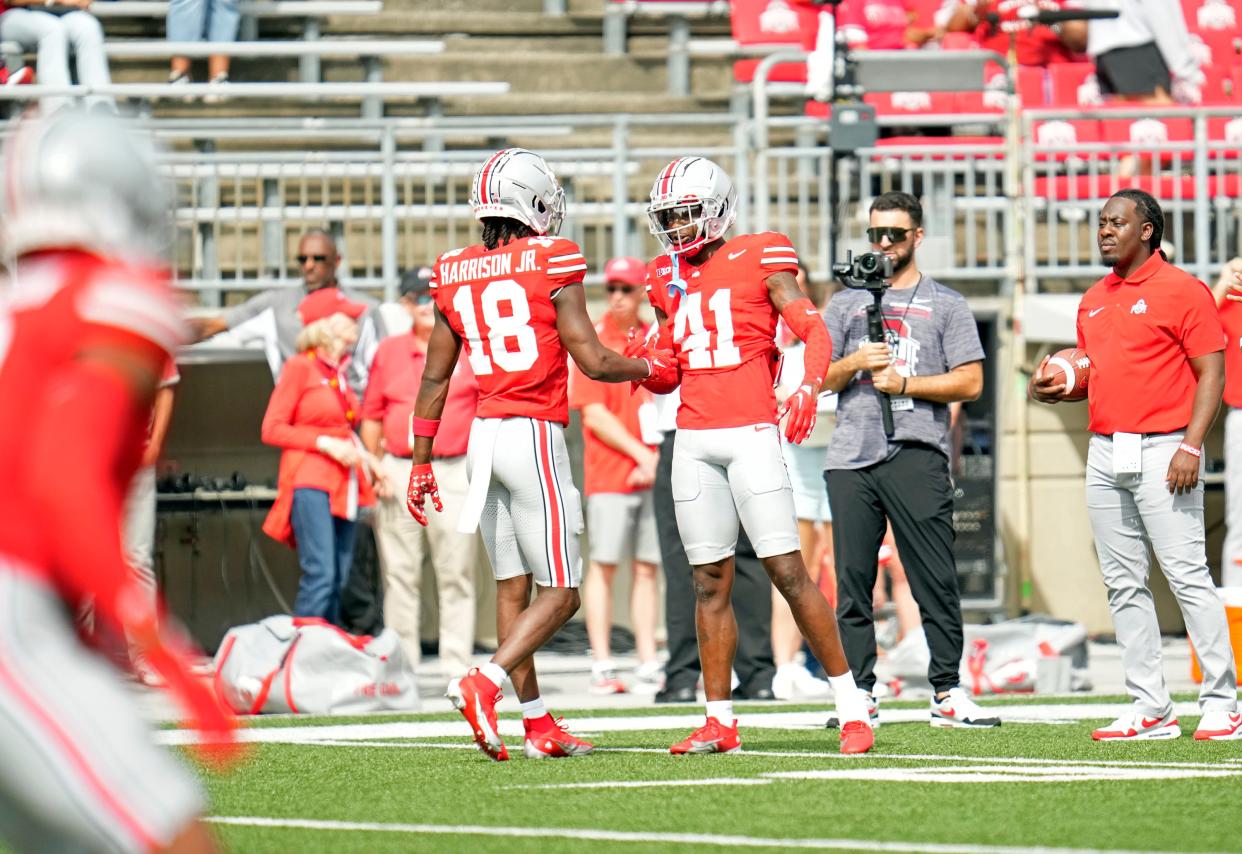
xmin=667 ymin=251 xmax=687 ymax=298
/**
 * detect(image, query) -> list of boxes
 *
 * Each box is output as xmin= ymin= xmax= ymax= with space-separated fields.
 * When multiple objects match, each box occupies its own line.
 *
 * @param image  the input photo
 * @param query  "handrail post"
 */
xmin=381 ymin=124 xmax=398 ymax=301
xmin=750 ymin=50 xmax=808 ymax=234
xmin=612 ymin=116 xmax=630 ymax=261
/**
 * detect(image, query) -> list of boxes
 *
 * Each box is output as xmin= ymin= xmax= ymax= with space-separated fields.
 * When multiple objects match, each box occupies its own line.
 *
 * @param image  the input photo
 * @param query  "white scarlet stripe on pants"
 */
xmin=464 ymin=416 xmax=583 ymax=588
xmin=1085 ymin=432 xmax=1238 ymax=717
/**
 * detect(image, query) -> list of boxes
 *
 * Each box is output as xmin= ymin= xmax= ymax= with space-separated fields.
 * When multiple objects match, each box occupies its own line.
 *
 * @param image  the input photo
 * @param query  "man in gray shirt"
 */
xmin=823 ymin=192 xmax=998 ymax=729
xmin=190 ymin=228 xmax=386 ymax=396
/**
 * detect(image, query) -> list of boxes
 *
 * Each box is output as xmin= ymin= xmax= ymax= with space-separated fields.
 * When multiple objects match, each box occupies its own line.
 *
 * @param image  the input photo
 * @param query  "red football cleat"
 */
xmin=446 ymin=668 xmax=508 ymax=761
xmin=840 ymin=719 xmax=875 ymax=754
xmin=670 ymin=716 xmax=741 ymax=755
xmin=523 ymin=716 xmax=595 ymax=758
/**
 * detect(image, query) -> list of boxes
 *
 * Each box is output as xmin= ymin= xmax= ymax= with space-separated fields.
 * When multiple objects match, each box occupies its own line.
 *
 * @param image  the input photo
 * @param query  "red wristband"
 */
xmin=411 ymin=416 xmax=440 ymax=438
xmin=1178 ymin=442 xmax=1202 ymax=458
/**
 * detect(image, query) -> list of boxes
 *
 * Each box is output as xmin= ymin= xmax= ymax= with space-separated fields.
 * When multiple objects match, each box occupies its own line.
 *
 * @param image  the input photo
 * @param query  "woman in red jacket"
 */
xmin=262 ymin=288 xmax=380 ymax=626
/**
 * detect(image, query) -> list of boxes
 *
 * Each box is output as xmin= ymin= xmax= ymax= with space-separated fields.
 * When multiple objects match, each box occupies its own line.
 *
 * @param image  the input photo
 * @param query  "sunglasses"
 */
xmin=606 ymin=285 xmax=638 ymax=295
xmin=413 ymin=293 xmax=434 ymax=306
xmin=297 ymin=254 xmax=330 ymax=264
xmin=866 ymin=227 xmax=911 ymax=244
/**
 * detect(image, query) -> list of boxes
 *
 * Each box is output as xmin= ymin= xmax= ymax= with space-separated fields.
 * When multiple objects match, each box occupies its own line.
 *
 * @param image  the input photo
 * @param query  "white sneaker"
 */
xmin=589 ymin=664 xmax=626 ymax=695
xmin=825 ymin=691 xmax=880 ymax=730
xmin=772 ymin=663 xmax=832 ymax=700
xmin=632 ymin=660 xmax=664 ymax=694
xmin=930 ymin=686 xmax=1001 ymax=728
xmin=1194 ymin=709 xmax=1242 ymax=741
xmin=1092 ymin=708 xmax=1180 ymax=741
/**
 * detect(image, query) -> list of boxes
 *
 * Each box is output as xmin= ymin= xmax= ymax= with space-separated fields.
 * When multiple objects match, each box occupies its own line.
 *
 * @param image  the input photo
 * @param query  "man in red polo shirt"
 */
xmin=360 ymin=267 xmax=481 ymax=680
xmin=570 ymin=256 xmax=664 ymax=695
xmin=1031 ymin=189 xmax=1240 ymax=742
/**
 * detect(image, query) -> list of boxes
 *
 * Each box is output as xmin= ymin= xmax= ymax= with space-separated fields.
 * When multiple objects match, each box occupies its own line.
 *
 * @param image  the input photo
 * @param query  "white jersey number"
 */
xmin=673 ymin=289 xmax=742 ymax=370
xmin=451 ymin=278 xmax=539 ymax=375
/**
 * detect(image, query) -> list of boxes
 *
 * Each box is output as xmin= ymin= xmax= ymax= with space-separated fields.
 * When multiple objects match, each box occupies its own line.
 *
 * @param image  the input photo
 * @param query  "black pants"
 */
xmin=655 ymin=430 xmax=775 ymax=694
xmin=338 ymin=516 xmax=385 ymax=636
xmin=825 ymin=444 xmax=962 ymax=694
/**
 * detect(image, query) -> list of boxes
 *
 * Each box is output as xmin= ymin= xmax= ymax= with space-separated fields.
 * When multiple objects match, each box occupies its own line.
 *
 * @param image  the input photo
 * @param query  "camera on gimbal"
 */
xmin=832 ymin=250 xmax=894 ymax=292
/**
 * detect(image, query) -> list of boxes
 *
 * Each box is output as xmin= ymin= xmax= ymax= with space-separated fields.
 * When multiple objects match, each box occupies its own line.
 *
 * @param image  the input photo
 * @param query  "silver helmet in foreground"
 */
xmin=1 ymin=109 xmax=173 ymax=262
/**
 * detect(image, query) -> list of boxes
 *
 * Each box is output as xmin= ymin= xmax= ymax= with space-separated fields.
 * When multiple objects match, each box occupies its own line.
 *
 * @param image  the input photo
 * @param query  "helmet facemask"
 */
xmin=648 ymin=198 xmax=721 ymax=255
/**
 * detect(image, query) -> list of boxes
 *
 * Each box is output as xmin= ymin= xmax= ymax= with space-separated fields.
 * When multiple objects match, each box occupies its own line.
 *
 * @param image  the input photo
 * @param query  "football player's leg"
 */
xmin=0 ymin=564 xmax=207 ymax=854
xmin=672 ymin=430 xmax=741 ymax=702
xmin=728 ymin=429 xmax=848 ymax=677
xmin=495 ymin=420 xmax=583 ymax=675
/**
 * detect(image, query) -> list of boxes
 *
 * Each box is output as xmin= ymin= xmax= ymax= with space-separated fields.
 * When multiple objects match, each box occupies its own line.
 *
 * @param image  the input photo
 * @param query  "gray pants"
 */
xmin=0 ymin=9 xmax=112 ymax=112
xmin=1086 ymin=432 xmax=1237 ymax=716
xmin=1222 ymin=407 xmax=1242 ymax=588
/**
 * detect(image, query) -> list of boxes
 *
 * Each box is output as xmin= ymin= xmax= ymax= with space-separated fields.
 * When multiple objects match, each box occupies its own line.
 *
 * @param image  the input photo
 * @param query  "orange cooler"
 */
xmin=1191 ymin=588 xmax=1242 ymax=683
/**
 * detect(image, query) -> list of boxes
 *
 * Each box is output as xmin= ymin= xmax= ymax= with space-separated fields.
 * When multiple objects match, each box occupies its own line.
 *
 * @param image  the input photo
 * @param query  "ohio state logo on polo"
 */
xmin=1075 ymin=252 xmax=1225 ymax=435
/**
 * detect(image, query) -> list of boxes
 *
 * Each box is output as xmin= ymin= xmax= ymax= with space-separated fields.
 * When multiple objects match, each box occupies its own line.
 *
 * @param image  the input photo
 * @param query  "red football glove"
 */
xmin=625 ymin=328 xmax=680 ymax=395
xmin=406 ymin=462 xmax=442 ymax=526
xmin=779 ymin=384 xmax=818 ymax=445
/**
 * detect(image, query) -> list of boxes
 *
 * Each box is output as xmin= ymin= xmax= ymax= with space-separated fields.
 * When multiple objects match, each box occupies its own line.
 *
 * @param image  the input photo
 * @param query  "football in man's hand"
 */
xmin=1040 ymin=348 xmax=1090 ymax=401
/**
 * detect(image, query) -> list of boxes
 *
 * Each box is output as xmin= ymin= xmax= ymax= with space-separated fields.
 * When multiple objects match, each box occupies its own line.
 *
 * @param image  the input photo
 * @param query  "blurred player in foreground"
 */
xmin=0 ymin=109 xmax=241 ymax=853
xmin=632 ymin=156 xmax=873 ymax=755
xmin=406 ymin=148 xmax=661 ymax=761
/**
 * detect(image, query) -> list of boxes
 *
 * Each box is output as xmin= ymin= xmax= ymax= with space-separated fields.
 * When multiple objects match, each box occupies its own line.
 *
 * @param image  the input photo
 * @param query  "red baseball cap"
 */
xmin=604 ymin=256 xmax=646 ymax=288
xmin=298 ymin=287 xmax=368 ymax=325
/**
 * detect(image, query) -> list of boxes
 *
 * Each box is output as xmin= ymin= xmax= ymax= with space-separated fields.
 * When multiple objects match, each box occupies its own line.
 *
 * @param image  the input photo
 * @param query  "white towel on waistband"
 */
xmin=457 ymin=417 xmax=500 ymax=534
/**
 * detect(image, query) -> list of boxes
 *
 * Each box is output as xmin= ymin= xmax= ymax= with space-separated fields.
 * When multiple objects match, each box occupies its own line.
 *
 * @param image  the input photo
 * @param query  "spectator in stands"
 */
xmin=359 ymin=267 xmax=481 ymax=679
xmin=1078 ymin=0 xmax=1203 ymax=103
xmin=261 ymin=287 xmax=381 ymax=627
xmin=944 ymin=0 xmax=1085 ymax=65
xmin=0 ymin=0 xmax=114 ymax=112
xmin=570 ymin=257 xmax=663 ymax=695
xmin=167 ymin=0 xmax=240 ymax=93
xmin=1213 ymin=257 xmax=1242 ymax=588
xmin=190 ymin=228 xmax=387 ymax=397
xmin=772 ymin=264 xmax=835 ymax=700
xmin=838 ymin=0 xmax=942 ymax=50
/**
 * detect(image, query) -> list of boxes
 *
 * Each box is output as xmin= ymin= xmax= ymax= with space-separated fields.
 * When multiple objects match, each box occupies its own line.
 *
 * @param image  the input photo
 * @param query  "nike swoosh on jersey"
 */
xmin=727 ymin=250 xmax=747 ymax=260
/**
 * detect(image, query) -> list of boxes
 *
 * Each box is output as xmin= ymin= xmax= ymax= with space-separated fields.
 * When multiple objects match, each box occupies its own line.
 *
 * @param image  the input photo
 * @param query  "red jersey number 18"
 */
xmin=451 ymin=279 xmax=539 ymax=375
xmin=673 ymin=289 xmax=741 ymax=370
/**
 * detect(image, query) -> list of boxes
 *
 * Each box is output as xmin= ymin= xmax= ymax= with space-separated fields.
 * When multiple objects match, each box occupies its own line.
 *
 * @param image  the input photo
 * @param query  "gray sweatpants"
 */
xmin=1086 ymin=432 xmax=1237 ymax=717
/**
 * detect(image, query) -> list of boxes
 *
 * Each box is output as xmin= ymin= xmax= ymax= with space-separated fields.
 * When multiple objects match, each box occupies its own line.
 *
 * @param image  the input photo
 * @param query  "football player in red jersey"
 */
xmin=635 ymin=157 xmax=873 ymax=755
xmin=0 ymin=110 xmax=241 ymax=854
xmin=406 ymin=148 xmax=668 ymax=761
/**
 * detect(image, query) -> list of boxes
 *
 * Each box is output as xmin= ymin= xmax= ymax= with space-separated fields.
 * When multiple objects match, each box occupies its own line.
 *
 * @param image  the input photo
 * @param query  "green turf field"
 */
xmin=195 ymin=696 xmax=1242 ymax=854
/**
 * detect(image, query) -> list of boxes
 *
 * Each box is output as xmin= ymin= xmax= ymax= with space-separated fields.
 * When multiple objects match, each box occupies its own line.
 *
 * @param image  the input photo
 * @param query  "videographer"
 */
xmin=822 ymin=191 xmax=998 ymax=728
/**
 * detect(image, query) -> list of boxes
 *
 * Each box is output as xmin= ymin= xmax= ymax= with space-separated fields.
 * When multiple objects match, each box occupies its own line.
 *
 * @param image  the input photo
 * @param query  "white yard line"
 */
xmin=205 ymin=816 xmax=1228 ymax=854
xmin=155 ymin=700 xmax=1208 ymax=746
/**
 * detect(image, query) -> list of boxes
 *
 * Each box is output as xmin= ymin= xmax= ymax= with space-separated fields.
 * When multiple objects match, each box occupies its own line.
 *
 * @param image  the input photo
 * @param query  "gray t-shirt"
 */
xmin=222 ymin=285 xmax=385 ymax=396
xmin=824 ymin=274 xmax=984 ymax=470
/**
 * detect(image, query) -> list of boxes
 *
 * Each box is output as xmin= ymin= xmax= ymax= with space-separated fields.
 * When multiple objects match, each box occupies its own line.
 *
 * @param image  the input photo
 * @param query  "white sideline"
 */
xmin=205 ymin=816 xmax=1232 ymax=854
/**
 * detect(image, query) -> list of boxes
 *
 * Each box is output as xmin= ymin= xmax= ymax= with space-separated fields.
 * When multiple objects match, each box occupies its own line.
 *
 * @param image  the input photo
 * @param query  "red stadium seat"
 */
xmin=1049 ymin=62 xmax=1103 ymax=108
xmin=1031 ymin=119 xmax=1102 ymax=161
xmin=1201 ymin=64 xmax=1232 ymax=105
xmin=730 ymin=0 xmax=819 ymax=48
xmin=1190 ymin=30 xmax=1241 ymax=68
xmin=1208 ymin=115 xmax=1242 ymax=144
xmin=865 ymin=90 xmax=958 ymax=115
xmin=1035 ymin=174 xmax=1242 ymax=201
xmin=730 ymin=0 xmax=820 ymax=83
xmin=1181 ymin=0 xmax=1240 ymax=33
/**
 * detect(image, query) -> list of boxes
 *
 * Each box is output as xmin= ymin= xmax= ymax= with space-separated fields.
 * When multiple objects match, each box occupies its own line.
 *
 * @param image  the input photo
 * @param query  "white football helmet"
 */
xmin=1 ymin=109 xmax=173 ymax=262
xmin=646 ymin=157 xmax=737 ymax=255
xmin=470 ymin=147 xmax=565 ymax=236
